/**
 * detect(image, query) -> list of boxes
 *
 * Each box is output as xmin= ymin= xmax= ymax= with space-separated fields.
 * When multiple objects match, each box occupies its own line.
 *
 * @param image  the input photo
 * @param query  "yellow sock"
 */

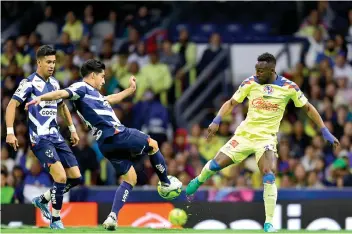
xmin=263 ymin=182 xmax=277 ymax=224
xmin=198 ymin=161 xmax=216 ymax=183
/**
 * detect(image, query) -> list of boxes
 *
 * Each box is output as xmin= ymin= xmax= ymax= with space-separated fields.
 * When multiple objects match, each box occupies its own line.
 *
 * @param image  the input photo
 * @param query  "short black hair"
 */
xmin=80 ymin=59 xmax=105 ymax=77
xmin=257 ymin=52 xmax=276 ymax=65
xmin=36 ymin=45 xmax=56 ymax=59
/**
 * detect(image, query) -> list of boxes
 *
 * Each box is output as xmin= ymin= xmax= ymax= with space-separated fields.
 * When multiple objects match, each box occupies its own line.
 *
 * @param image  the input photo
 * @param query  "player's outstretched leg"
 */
xmin=147 ymin=138 xmax=181 ymax=194
xmin=186 ymin=152 xmax=233 ymax=196
xmin=258 ymin=151 xmax=278 ymax=233
xmin=103 ymin=166 xmax=136 ymax=231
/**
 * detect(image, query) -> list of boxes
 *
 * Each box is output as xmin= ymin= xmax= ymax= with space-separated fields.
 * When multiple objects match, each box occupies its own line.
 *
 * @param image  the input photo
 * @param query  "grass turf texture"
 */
xmin=1 ymin=227 xmax=352 ymax=233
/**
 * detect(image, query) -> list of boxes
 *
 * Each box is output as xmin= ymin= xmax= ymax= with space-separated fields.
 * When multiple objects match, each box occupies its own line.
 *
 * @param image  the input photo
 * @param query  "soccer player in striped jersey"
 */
xmin=186 ymin=53 xmax=340 ymax=232
xmin=5 ymin=45 xmax=82 ymax=229
xmin=25 ymin=59 xmax=182 ymax=230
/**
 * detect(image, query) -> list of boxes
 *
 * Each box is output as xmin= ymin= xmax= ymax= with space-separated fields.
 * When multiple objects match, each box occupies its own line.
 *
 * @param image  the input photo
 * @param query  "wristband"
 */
xmin=7 ymin=127 xmax=14 ymax=135
xmin=68 ymin=125 xmax=76 ymax=133
xmin=212 ymin=116 xmax=222 ymax=125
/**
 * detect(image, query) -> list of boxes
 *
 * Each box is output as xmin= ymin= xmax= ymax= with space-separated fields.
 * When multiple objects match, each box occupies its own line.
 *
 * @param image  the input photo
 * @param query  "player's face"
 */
xmin=255 ymin=61 xmax=273 ymax=84
xmin=38 ymin=55 xmax=56 ymax=78
xmin=94 ymin=70 xmax=105 ymax=90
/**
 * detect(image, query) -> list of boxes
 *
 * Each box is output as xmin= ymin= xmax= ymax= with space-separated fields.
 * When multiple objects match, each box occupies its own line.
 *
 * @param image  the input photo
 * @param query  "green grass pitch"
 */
xmin=1 ymin=227 xmax=352 ymax=234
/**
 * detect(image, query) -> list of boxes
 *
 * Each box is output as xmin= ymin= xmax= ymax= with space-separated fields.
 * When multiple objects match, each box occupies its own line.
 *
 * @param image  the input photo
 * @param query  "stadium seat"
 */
xmin=35 ymin=22 xmax=58 ymax=44
xmin=246 ymin=22 xmax=271 ymax=36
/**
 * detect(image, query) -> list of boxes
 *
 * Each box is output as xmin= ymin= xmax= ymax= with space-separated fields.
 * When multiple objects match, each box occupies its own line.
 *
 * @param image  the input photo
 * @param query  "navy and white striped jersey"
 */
xmin=12 ymin=73 xmax=64 ymax=145
xmin=64 ymin=81 xmax=126 ymax=144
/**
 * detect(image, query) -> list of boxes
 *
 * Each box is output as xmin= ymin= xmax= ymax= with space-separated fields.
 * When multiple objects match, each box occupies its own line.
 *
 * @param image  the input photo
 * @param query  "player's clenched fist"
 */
xmin=129 ymin=76 xmax=137 ymax=92
xmin=6 ymin=134 xmax=19 ymax=151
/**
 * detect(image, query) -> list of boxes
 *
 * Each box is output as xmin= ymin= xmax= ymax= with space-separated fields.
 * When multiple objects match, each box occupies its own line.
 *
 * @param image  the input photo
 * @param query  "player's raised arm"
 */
xmin=25 ymin=89 xmax=70 ymax=110
xmin=105 ymin=76 xmax=136 ymax=105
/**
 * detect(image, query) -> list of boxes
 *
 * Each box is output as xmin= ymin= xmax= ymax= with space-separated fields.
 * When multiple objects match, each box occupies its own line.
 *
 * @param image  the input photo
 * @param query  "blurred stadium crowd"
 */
xmin=1 ymin=1 xmax=352 ymax=204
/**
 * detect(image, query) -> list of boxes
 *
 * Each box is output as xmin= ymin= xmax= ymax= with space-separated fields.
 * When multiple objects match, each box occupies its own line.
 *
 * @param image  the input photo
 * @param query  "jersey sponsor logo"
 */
xmin=263 ymin=85 xmax=274 ymax=95
xmin=252 ymin=97 xmax=279 ymax=112
xmin=40 ymin=109 xmax=57 ymax=116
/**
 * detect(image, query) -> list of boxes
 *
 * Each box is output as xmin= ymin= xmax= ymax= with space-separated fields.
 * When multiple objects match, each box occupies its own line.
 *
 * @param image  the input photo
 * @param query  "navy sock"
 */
xmin=51 ymin=182 xmax=66 ymax=222
xmin=149 ymin=150 xmax=170 ymax=184
xmin=63 ymin=177 xmax=83 ymax=194
xmin=111 ymin=181 xmax=133 ymax=215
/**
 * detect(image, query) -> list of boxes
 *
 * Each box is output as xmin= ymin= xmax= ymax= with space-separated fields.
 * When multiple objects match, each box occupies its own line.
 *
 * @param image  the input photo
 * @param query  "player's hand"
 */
xmin=70 ymin=132 xmax=80 ymax=147
xmin=206 ymin=123 xmax=219 ymax=141
xmin=129 ymin=76 xmax=137 ymax=92
xmin=332 ymin=137 xmax=340 ymax=150
xmin=25 ymin=97 xmax=42 ymax=110
xmin=6 ymin=134 xmax=19 ymax=151
xmin=321 ymin=127 xmax=340 ymax=149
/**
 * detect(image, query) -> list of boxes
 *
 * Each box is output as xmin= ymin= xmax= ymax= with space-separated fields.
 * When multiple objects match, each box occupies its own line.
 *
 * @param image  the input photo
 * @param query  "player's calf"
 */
xmin=104 ymin=167 xmax=136 ymax=230
xmin=147 ymin=138 xmax=171 ymax=185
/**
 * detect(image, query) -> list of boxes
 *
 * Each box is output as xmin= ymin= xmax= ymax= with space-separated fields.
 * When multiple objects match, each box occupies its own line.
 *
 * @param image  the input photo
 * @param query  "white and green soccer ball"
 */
xmin=168 ymin=208 xmax=188 ymax=226
xmin=157 ymin=175 xmax=182 ymax=200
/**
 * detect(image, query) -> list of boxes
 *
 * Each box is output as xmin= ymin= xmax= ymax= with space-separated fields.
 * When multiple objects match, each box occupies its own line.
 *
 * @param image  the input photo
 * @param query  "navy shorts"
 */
xmin=100 ymin=128 xmax=151 ymax=176
xmin=31 ymin=139 xmax=78 ymax=171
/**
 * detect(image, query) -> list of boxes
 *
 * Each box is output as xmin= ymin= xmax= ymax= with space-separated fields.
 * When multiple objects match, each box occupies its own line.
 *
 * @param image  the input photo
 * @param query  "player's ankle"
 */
xmin=52 ymin=216 xmax=61 ymax=222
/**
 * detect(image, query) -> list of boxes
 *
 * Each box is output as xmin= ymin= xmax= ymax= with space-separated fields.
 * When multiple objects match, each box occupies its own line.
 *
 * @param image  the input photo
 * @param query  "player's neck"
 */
xmin=83 ymin=78 xmax=97 ymax=89
xmin=269 ymin=73 xmax=277 ymax=83
xmin=36 ymin=70 xmax=50 ymax=81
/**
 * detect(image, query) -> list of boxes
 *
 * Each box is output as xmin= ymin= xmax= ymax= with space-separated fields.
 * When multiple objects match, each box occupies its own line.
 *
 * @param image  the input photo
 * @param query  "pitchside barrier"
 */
xmin=2 ymin=188 xmax=352 ymax=231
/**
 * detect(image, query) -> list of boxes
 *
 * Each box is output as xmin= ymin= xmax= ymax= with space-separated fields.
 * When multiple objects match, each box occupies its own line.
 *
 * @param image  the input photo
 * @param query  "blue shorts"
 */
xmin=99 ymin=128 xmax=151 ymax=176
xmin=31 ymin=139 xmax=78 ymax=171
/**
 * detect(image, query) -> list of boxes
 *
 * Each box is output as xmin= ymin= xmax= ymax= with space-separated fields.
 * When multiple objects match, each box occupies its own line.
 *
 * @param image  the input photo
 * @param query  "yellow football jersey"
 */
xmin=232 ymin=75 xmax=308 ymax=141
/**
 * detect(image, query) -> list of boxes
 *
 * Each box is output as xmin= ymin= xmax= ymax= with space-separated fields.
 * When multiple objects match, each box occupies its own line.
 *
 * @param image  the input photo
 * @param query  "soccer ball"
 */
xmin=168 ymin=208 xmax=188 ymax=226
xmin=157 ymin=175 xmax=182 ymax=200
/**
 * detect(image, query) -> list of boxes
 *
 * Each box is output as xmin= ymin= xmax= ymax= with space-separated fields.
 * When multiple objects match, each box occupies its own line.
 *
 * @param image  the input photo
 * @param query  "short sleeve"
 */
xmin=290 ymin=83 xmax=308 ymax=108
xmin=64 ymin=83 xmax=86 ymax=100
xmin=12 ymin=79 xmax=32 ymax=104
xmin=232 ymin=78 xmax=253 ymax=103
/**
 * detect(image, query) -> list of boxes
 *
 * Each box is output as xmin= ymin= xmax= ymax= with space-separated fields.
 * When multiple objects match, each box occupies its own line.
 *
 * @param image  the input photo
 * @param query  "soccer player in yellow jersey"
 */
xmin=186 ymin=53 xmax=340 ymax=232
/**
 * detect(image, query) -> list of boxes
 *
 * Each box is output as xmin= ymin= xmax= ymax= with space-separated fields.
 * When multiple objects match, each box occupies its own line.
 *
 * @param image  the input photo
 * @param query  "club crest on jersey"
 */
xmin=263 ymin=85 xmax=274 ymax=95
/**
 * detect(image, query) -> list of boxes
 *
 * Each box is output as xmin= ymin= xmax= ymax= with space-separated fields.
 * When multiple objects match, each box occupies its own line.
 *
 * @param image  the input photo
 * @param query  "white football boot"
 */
xmin=159 ymin=177 xmax=182 ymax=196
xmin=103 ymin=212 xmax=118 ymax=231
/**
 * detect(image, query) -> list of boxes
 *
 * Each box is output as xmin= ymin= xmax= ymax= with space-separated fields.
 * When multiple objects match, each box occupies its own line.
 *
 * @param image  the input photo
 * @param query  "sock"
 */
xmin=63 ymin=177 xmax=83 ymax=194
xmin=263 ymin=173 xmax=277 ymax=224
xmin=111 ymin=181 xmax=133 ymax=216
xmin=39 ymin=190 xmax=51 ymax=204
xmin=51 ymin=182 xmax=66 ymax=222
xmin=198 ymin=160 xmax=221 ymax=183
xmin=149 ymin=150 xmax=170 ymax=184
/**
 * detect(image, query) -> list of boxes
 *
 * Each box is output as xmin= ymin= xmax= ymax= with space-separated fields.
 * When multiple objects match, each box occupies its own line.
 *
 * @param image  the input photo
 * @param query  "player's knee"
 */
xmin=148 ymin=138 xmax=159 ymax=155
xmin=209 ymin=160 xmax=222 ymax=171
xmin=263 ymin=173 xmax=275 ymax=184
xmin=53 ymin=174 xmax=67 ymax=184
xmin=123 ymin=167 xmax=137 ymax=186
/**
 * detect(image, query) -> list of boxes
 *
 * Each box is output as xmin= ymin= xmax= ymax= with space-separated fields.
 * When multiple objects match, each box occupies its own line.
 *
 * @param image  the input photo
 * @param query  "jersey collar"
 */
xmin=35 ymin=72 xmax=50 ymax=83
